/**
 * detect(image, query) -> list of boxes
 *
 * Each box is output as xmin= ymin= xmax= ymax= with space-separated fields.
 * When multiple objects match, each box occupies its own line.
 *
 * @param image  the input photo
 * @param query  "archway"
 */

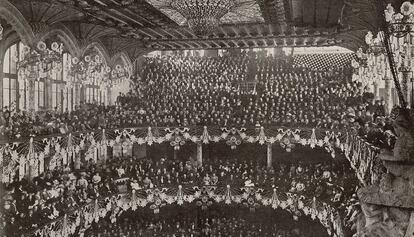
xmin=36 ymin=23 xmax=81 ymax=58
xmin=0 ymin=1 xmax=35 ymax=45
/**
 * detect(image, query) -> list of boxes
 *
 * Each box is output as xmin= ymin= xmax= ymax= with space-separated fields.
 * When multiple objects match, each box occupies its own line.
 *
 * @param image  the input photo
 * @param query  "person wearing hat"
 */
xmin=77 ymin=173 xmax=88 ymax=190
xmin=92 ymin=172 xmax=102 ymax=184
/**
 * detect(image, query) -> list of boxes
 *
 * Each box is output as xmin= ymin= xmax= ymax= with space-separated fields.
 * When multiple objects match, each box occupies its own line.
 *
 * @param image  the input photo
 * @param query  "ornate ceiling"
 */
xmin=146 ymin=0 xmax=265 ymax=25
xmin=0 ymin=0 xmax=392 ymax=63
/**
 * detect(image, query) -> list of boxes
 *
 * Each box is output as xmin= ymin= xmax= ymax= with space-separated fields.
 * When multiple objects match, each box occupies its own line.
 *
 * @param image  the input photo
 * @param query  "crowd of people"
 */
xmin=0 ymin=52 xmax=390 ymax=236
xmin=0 ymin=53 xmax=390 ymax=144
xmin=86 ymin=205 xmax=328 ymax=237
xmin=1 ymin=160 xmax=118 ymax=236
xmin=122 ymin=54 xmax=386 ymax=130
xmin=1 ymin=152 xmax=359 ymax=236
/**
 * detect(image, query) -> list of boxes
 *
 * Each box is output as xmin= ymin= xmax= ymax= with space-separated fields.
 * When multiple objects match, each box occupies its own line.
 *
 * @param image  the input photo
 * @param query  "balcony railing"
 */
xmin=1 ymin=125 xmax=388 ymax=186
xmin=25 ymin=183 xmax=345 ymax=237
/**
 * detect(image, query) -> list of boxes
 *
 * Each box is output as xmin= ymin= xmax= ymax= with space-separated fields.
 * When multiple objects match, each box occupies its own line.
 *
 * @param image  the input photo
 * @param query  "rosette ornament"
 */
xmin=17 ymin=41 xmax=63 ymax=80
xmin=384 ymin=1 xmax=414 ymax=38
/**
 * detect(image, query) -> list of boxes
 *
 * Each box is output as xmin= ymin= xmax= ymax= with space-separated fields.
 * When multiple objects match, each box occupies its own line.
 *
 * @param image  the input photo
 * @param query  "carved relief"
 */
xmin=357 ymin=109 xmax=414 ymax=237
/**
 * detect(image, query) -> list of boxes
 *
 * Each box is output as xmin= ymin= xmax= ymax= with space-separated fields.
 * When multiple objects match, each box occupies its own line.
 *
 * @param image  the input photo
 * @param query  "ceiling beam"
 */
xmin=209 ymin=40 xmax=221 ymax=48
xmin=220 ymin=40 xmax=230 ymax=48
xmin=149 ymin=33 xmax=339 ymax=43
xmin=231 ymin=40 xmax=239 ymax=47
xmin=147 ymin=28 xmax=167 ymax=39
xmin=230 ymin=26 xmax=239 ymax=37
xmin=158 ymin=28 xmax=178 ymax=39
xmin=190 ymin=40 xmax=203 ymax=48
xmin=243 ymin=25 xmax=252 ymax=37
xmin=172 ymin=29 xmax=187 ymax=39
xmin=181 ymin=28 xmax=199 ymax=39
xmin=150 ymin=38 xmax=341 ymax=50
xmin=218 ymin=27 xmax=228 ymax=38
xmin=136 ymin=29 xmax=157 ymax=40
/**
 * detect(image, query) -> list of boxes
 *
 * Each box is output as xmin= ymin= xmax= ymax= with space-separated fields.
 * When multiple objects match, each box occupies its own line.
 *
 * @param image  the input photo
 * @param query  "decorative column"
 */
xmin=267 ymin=143 xmax=272 ymax=169
xmin=100 ymin=129 xmax=108 ymax=164
xmin=400 ymin=69 xmax=410 ymax=106
xmin=39 ymin=154 xmax=44 ymax=175
xmin=74 ymin=152 xmax=81 ymax=170
xmin=411 ymin=78 xmax=414 ymax=109
xmin=27 ymin=138 xmax=38 ymax=180
xmin=19 ymin=156 xmax=25 ymax=180
xmin=384 ymin=77 xmax=393 ymax=115
xmin=80 ymin=85 xmax=86 ymax=104
xmin=107 ymin=87 xmax=112 ymax=106
xmin=45 ymin=77 xmax=53 ymax=110
xmin=196 ymin=143 xmax=203 ymax=167
xmin=27 ymin=74 xmax=36 ymax=111
xmin=93 ymin=147 xmax=98 ymax=164
xmin=373 ymin=81 xmax=380 ymax=99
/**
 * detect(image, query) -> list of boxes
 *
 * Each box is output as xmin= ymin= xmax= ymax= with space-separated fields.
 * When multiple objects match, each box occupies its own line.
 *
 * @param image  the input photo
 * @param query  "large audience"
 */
xmin=1 ymin=152 xmax=358 ymax=236
xmin=0 ymin=52 xmax=393 ymax=237
xmin=0 ymin=53 xmax=389 ymax=143
xmin=1 ymin=160 xmax=118 ymax=236
xmin=86 ymin=204 xmax=328 ymax=237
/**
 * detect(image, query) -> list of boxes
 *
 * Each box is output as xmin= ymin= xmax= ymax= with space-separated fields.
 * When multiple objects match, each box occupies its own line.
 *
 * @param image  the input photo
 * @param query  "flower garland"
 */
xmin=0 ymin=126 xmax=379 ymax=185
xmin=30 ymin=184 xmax=344 ymax=237
xmin=340 ymin=132 xmax=382 ymax=186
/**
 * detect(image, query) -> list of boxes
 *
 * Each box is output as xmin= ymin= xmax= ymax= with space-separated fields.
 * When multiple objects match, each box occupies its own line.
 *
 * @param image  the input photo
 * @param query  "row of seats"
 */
xmin=86 ymin=205 xmax=329 ymax=237
xmin=1 ymin=54 xmax=387 ymax=141
xmin=1 ymin=154 xmax=358 ymax=236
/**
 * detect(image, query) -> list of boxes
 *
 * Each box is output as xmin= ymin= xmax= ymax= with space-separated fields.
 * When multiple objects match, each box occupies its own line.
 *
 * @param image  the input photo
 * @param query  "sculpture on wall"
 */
xmin=356 ymin=108 xmax=414 ymax=237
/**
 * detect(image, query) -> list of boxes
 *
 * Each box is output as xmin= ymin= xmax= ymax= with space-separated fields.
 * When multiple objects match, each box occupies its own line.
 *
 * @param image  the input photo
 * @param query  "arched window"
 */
xmin=2 ymin=42 xmax=46 ymax=111
xmin=2 ymin=42 xmax=19 ymax=110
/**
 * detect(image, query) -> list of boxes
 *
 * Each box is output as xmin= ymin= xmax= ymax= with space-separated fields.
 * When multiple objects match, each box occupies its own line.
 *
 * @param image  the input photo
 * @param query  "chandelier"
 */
xmin=351 ymin=32 xmax=390 ymax=88
xmin=110 ymin=64 xmax=130 ymax=86
xmin=364 ymin=31 xmax=386 ymax=55
xmin=353 ymin=2 xmax=414 ymax=108
xmin=70 ymin=55 xmax=130 ymax=87
xmin=384 ymin=2 xmax=414 ymax=38
xmin=383 ymin=1 xmax=414 ymax=108
xmin=70 ymin=55 xmax=108 ymax=85
xmin=18 ymin=41 xmax=63 ymax=81
xmin=170 ymin=0 xmax=235 ymax=36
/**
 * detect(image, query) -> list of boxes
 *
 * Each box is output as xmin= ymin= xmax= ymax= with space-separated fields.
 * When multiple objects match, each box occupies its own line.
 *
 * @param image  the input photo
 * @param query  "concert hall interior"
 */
xmin=1 ymin=0 xmax=414 ymax=237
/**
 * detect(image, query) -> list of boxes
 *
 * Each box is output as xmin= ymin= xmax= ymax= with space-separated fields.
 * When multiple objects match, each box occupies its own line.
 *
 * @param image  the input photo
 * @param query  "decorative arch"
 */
xmin=110 ymin=51 xmax=133 ymax=72
xmin=36 ymin=23 xmax=81 ymax=57
xmin=0 ymin=30 xmax=21 ymax=79
xmin=81 ymin=41 xmax=111 ymax=65
xmin=0 ymin=0 xmax=35 ymax=45
xmin=0 ymin=29 xmax=21 ymax=51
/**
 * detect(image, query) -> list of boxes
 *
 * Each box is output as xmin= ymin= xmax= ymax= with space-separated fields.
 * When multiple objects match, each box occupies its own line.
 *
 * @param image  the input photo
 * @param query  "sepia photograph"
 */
xmin=0 ymin=0 xmax=413 ymax=236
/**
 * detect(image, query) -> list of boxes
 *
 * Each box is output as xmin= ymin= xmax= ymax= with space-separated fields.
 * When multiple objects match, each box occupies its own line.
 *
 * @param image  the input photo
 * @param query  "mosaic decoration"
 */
xmin=145 ymin=0 xmax=264 ymax=27
xmin=293 ymin=53 xmax=357 ymax=70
